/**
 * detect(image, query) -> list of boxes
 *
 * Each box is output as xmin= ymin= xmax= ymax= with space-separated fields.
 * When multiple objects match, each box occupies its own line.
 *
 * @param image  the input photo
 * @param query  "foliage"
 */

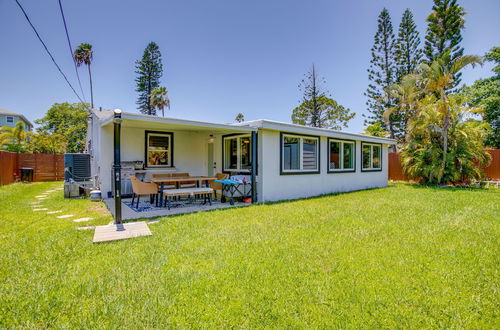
xmin=424 ymin=0 xmax=466 ymax=89
xmin=149 ymin=86 xmax=170 ymax=117
xmin=35 ymin=102 xmax=89 ymax=153
xmin=27 ymin=133 xmax=67 ymax=154
xmin=365 ymin=8 xmax=399 ymax=142
xmin=293 ymin=65 xmax=354 ymax=129
xmin=235 ymin=113 xmax=245 ymax=123
xmin=74 ymin=43 xmax=94 ymax=108
xmin=135 ymin=42 xmax=163 ymax=115
xmin=1 ymin=182 xmax=499 ymax=328
xmin=460 ymin=46 xmax=500 ymax=148
xmin=401 ymin=94 xmax=490 ymax=184
xmin=363 ymin=121 xmax=389 ymax=138
xmin=0 ymin=121 xmax=31 ymax=152
xmin=394 ymin=9 xmax=422 ymax=81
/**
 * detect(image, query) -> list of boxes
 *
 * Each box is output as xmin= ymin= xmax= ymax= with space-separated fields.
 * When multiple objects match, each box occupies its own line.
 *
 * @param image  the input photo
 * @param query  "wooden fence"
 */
xmin=388 ymin=149 xmax=500 ymax=181
xmin=0 ymin=151 xmax=64 ymax=185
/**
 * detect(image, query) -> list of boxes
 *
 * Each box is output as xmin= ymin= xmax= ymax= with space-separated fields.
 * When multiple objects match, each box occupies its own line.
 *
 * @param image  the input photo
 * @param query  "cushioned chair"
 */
xmin=130 ymin=176 xmax=158 ymax=209
xmin=209 ymin=173 xmax=229 ymax=199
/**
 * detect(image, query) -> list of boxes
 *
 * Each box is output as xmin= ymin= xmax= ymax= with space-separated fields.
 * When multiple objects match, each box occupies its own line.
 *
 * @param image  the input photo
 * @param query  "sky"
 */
xmin=1 ymin=0 xmax=499 ymax=133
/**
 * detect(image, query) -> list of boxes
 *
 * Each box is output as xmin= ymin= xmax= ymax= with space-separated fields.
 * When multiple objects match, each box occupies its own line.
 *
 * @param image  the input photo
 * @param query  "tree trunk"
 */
xmin=88 ymin=65 xmax=94 ymax=109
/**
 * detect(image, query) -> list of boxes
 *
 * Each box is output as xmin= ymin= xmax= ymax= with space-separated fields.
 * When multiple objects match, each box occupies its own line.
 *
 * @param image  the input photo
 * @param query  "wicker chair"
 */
xmin=130 ymin=176 xmax=158 ymax=208
xmin=209 ymin=173 xmax=229 ymax=199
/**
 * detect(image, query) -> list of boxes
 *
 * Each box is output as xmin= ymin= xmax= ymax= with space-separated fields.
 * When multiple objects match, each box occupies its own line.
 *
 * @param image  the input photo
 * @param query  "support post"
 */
xmin=113 ymin=109 xmax=122 ymax=224
xmin=250 ymin=130 xmax=257 ymax=203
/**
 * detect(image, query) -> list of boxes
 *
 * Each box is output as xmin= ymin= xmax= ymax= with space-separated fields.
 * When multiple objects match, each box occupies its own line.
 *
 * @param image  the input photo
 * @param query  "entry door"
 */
xmin=207 ymin=141 xmax=215 ymax=176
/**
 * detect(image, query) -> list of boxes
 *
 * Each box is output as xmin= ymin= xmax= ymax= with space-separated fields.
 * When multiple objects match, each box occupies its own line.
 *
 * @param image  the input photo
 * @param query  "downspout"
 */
xmin=113 ymin=109 xmax=122 ymax=224
xmin=251 ymin=130 xmax=257 ymax=203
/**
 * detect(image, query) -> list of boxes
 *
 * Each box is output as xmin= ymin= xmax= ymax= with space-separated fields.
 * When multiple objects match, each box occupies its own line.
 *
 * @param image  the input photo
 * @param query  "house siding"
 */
xmin=258 ymin=129 xmax=389 ymax=202
xmin=0 ymin=114 xmax=32 ymax=130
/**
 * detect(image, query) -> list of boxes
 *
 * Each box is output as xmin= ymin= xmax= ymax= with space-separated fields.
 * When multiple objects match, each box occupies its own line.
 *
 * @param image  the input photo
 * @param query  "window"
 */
xmin=328 ymin=139 xmax=355 ymax=172
xmin=361 ymin=142 xmax=382 ymax=171
xmin=281 ymin=133 xmax=319 ymax=174
xmin=145 ymin=131 xmax=173 ymax=167
xmin=6 ymin=116 xmax=14 ymax=123
xmin=223 ymin=135 xmax=252 ymax=172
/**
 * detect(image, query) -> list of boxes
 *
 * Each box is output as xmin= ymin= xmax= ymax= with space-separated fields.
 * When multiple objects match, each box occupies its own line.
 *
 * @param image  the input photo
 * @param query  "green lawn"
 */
xmin=0 ymin=182 xmax=498 ymax=328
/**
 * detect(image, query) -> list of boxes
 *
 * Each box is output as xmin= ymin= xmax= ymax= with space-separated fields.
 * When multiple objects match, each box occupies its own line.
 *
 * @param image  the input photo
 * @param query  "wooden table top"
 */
xmin=150 ymin=176 xmax=217 ymax=183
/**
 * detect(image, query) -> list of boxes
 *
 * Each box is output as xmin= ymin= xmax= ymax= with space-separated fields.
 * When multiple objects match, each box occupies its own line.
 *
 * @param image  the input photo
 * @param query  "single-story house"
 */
xmin=88 ymin=109 xmax=395 ymax=204
xmin=0 ymin=108 xmax=33 ymax=131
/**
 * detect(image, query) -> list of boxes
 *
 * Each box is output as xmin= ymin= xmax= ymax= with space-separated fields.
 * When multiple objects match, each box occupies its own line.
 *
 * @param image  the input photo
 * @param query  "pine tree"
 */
xmin=365 ymin=8 xmax=398 ymax=145
xmin=135 ymin=42 xmax=163 ymax=115
xmin=394 ymin=9 xmax=422 ymax=81
xmin=424 ymin=0 xmax=466 ymax=88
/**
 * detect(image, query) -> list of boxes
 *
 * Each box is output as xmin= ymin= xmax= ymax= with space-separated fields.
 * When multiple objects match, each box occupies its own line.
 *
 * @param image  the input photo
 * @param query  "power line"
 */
xmin=58 ymin=0 xmax=87 ymax=103
xmin=14 ymin=0 xmax=85 ymax=104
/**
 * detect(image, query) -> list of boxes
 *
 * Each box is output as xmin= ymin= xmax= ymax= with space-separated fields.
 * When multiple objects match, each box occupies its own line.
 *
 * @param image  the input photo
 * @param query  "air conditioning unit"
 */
xmin=64 ymin=153 xmax=91 ymax=181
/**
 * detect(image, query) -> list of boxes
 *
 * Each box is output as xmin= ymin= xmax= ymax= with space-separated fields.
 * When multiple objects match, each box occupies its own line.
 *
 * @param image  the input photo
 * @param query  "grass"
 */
xmin=0 ymin=182 xmax=498 ymax=328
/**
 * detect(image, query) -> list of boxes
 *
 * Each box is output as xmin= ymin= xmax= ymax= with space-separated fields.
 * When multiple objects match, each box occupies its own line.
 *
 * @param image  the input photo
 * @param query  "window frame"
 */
xmin=361 ymin=142 xmax=382 ymax=172
xmin=280 ymin=132 xmax=320 ymax=175
xmin=144 ymin=130 xmax=174 ymax=168
xmin=6 ymin=116 xmax=14 ymax=123
xmin=222 ymin=133 xmax=252 ymax=174
xmin=327 ymin=138 xmax=356 ymax=173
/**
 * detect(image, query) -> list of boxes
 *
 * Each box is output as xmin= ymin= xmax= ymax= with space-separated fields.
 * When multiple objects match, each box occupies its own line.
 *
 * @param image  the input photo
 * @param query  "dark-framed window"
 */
xmin=280 ymin=132 xmax=320 ymax=175
xmin=145 ymin=131 xmax=173 ymax=167
xmin=328 ymin=138 xmax=356 ymax=173
xmin=6 ymin=116 xmax=14 ymax=123
xmin=361 ymin=142 xmax=382 ymax=171
xmin=222 ymin=134 xmax=252 ymax=173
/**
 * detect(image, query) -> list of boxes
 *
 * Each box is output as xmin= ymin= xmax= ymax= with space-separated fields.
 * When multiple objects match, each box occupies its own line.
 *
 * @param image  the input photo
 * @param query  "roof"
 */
xmin=0 ymin=108 xmax=33 ymax=127
xmin=235 ymin=119 xmax=396 ymax=144
xmin=93 ymin=109 xmax=395 ymax=144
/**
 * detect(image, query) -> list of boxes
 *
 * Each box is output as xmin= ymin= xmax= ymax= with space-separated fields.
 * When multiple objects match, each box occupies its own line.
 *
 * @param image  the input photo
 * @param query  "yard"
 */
xmin=0 ymin=182 xmax=498 ymax=328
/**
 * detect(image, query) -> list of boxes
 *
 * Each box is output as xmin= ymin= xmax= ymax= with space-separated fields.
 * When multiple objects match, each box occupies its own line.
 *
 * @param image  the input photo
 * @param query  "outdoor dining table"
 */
xmin=150 ymin=176 xmax=217 ymax=207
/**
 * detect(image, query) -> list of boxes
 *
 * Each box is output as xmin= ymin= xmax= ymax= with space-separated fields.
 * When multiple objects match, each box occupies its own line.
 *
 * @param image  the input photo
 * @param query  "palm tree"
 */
xmin=149 ymin=87 xmax=170 ymax=117
xmin=0 ymin=121 xmax=31 ymax=151
xmin=74 ymin=43 xmax=94 ymax=108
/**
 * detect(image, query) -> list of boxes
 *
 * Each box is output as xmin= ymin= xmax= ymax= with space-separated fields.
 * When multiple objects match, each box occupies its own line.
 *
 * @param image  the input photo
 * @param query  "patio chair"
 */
xmin=209 ymin=173 xmax=229 ymax=199
xmin=130 ymin=176 xmax=159 ymax=209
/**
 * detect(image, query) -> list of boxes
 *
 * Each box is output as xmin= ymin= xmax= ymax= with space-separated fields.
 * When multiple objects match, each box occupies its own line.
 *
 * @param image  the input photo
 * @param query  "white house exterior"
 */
xmin=88 ymin=109 xmax=395 ymax=203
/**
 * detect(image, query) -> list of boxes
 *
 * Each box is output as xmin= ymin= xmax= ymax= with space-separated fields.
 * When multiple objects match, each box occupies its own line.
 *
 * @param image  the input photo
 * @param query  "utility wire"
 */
xmin=58 ymin=0 xmax=87 ymax=103
xmin=14 ymin=0 xmax=85 ymax=104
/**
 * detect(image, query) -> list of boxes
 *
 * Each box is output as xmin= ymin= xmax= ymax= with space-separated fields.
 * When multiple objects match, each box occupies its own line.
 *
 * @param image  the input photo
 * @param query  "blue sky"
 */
xmin=1 ymin=0 xmax=499 ymax=133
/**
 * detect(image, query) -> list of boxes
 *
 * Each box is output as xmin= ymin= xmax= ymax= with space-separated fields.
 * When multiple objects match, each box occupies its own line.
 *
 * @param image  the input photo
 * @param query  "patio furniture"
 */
xmin=151 ymin=176 xmax=217 ymax=206
xmin=209 ymin=173 xmax=229 ymax=199
xmin=172 ymin=172 xmax=197 ymax=189
xmin=215 ymin=176 xmax=252 ymax=205
xmin=163 ymin=187 xmax=213 ymax=210
xmin=130 ymin=176 xmax=159 ymax=209
xmin=151 ymin=173 xmax=176 ymax=189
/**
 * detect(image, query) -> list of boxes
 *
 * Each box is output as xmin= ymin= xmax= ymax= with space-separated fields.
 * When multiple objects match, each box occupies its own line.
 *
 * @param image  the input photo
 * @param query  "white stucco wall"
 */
xmin=258 ymin=129 xmax=389 ymax=202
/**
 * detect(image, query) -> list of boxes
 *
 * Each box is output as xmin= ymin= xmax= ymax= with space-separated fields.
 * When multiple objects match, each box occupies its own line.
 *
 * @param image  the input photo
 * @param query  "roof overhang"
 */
xmin=100 ymin=112 xmax=256 ymax=133
xmin=237 ymin=119 xmax=397 ymax=145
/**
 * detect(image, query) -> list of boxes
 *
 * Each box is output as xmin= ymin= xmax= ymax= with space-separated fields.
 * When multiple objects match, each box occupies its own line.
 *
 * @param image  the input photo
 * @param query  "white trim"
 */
xmin=223 ymin=134 xmax=251 ymax=173
xmin=328 ymin=139 xmax=355 ymax=172
xmin=362 ymin=142 xmax=382 ymax=170
xmin=281 ymin=133 xmax=319 ymax=173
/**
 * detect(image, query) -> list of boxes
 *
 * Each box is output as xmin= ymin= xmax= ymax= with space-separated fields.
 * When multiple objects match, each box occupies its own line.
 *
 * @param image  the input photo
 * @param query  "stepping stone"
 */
xmin=56 ymin=214 xmax=74 ymax=219
xmin=30 ymin=201 xmax=42 ymax=205
xmin=47 ymin=210 xmax=62 ymax=214
xmin=36 ymin=197 xmax=48 ymax=200
xmin=77 ymin=226 xmax=95 ymax=230
xmin=33 ymin=208 xmax=48 ymax=211
xmin=35 ymin=195 xmax=48 ymax=198
xmin=73 ymin=217 xmax=93 ymax=223
xmin=45 ymin=190 xmax=56 ymax=193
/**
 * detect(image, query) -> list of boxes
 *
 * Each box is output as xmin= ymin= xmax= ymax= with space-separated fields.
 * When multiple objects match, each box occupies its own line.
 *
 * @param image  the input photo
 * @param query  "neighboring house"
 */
xmin=88 ymin=109 xmax=396 ymax=203
xmin=0 ymin=108 xmax=33 ymax=131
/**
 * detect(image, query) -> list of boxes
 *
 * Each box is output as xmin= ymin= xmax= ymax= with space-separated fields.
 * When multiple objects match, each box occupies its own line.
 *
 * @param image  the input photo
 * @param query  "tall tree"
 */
xmin=235 ymin=113 xmax=245 ymax=123
xmin=424 ymin=0 xmax=466 ymax=88
xmin=74 ymin=43 xmax=94 ymax=108
xmin=394 ymin=9 xmax=422 ymax=80
xmin=292 ymin=65 xmax=355 ymax=129
xmin=461 ymin=46 xmax=500 ymax=148
xmin=365 ymin=8 xmax=398 ymax=146
xmin=35 ymin=102 xmax=89 ymax=153
xmin=149 ymin=86 xmax=170 ymax=117
xmin=135 ymin=42 xmax=163 ymax=115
